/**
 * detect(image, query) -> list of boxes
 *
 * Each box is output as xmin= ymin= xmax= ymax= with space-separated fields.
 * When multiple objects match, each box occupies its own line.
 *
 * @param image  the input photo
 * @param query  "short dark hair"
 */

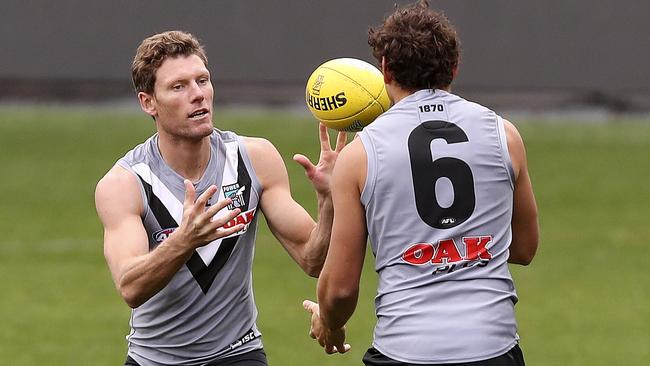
xmin=368 ymin=0 xmax=460 ymax=90
xmin=131 ymin=30 xmax=208 ymax=94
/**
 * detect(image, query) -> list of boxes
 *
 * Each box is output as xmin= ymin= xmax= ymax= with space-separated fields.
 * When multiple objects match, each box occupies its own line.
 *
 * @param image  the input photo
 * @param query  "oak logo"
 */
xmin=402 ymin=236 xmax=493 ymax=275
xmin=222 ymin=208 xmax=257 ymax=238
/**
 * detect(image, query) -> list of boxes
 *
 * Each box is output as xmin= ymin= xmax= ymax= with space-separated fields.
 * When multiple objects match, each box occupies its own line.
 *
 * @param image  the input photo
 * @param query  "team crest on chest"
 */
xmin=222 ymin=183 xmax=246 ymax=210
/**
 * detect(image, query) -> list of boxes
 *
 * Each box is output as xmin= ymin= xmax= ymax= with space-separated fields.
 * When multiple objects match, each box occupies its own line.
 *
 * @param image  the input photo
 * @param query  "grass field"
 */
xmin=0 ymin=106 xmax=648 ymax=365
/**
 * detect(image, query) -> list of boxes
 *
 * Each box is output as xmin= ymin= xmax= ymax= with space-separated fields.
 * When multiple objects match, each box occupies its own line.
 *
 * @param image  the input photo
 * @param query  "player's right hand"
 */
xmin=303 ymin=300 xmax=351 ymax=354
xmin=174 ymin=180 xmax=244 ymax=249
xmin=293 ymin=123 xmax=347 ymax=196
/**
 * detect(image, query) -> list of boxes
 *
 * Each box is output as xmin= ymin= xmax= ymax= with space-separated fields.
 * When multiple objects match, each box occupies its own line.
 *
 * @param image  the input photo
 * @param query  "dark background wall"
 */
xmin=2 ymin=0 xmax=648 ymax=110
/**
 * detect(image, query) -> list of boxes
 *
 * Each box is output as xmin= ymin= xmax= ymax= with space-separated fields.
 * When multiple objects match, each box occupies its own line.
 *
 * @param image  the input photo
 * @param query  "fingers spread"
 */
xmin=319 ymin=123 xmax=332 ymax=151
xmin=206 ymin=207 xmax=241 ymax=233
xmin=335 ymin=131 xmax=347 ymax=152
xmin=210 ymin=223 xmax=244 ymax=241
xmin=293 ymin=154 xmax=315 ymax=175
xmin=204 ymin=197 xmax=235 ymax=219
xmin=195 ymin=185 xmax=218 ymax=208
xmin=183 ymin=179 xmax=197 ymax=208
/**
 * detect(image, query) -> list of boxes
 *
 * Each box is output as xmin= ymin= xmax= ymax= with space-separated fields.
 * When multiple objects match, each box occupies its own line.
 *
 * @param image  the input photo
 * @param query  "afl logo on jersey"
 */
xmin=153 ymin=227 xmax=176 ymax=243
xmin=440 ymin=217 xmax=457 ymax=226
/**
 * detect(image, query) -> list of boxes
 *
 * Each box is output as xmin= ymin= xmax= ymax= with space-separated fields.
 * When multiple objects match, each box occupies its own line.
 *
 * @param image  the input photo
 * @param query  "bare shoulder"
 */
xmin=338 ymin=137 xmax=366 ymax=165
xmin=241 ymin=136 xmax=286 ymax=187
xmin=241 ymin=136 xmax=280 ymax=159
xmin=503 ymin=119 xmax=524 ymax=146
xmin=96 ymin=164 xmax=140 ymax=199
xmin=95 ymin=165 xmax=143 ymax=224
xmin=502 ymin=119 xmax=526 ymax=179
xmin=333 ymin=137 xmax=367 ymax=189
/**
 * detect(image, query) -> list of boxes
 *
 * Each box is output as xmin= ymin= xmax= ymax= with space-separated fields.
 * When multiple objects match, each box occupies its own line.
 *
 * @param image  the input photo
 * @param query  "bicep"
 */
xmin=95 ymin=167 xmax=149 ymax=283
xmin=249 ymin=139 xmax=315 ymax=251
xmin=511 ymin=166 xmax=539 ymax=251
xmin=324 ymin=183 xmax=367 ymax=284
xmin=261 ymin=182 xmax=315 ymax=252
xmin=504 ymin=119 xmax=538 ymax=222
xmin=503 ymin=119 xmax=525 ymax=179
xmin=503 ymin=120 xmax=539 ymax=263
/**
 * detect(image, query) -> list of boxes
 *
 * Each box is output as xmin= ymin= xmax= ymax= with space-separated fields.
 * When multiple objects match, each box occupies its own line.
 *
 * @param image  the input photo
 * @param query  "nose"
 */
xmin=189 ymin=81 xmax=205 ymax=103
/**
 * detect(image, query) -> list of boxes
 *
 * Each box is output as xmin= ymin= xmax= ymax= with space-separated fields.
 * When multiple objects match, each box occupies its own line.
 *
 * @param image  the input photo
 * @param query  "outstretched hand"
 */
xmin=303 ymin=300 xmax=351 ymax=354
xmin=173 ymin=180 xmax=244 ymax=249
xmin=293 ymin=123 xmax=347 ymax=195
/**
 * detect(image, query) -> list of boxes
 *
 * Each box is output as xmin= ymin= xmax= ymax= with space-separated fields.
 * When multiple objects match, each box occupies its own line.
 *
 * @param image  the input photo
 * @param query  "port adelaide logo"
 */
xmin=222 ymin=183 xmax=246 ymax=210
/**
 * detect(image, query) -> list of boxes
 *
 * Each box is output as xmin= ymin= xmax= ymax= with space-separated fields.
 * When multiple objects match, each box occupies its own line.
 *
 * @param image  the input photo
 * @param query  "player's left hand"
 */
xmin=302 ymin=300 xmax=351 ymax=354
xmin=293 ymin=123 xmax=347 ymax=195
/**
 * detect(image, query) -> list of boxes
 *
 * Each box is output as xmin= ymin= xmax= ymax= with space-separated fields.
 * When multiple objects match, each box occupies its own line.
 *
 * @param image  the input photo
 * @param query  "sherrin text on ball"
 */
xmin=305 ymin=58 xmax=390 ymax=132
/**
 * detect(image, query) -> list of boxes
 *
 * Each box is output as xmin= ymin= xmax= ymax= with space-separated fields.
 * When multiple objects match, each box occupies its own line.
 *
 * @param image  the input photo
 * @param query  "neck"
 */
xmin=387 ymin=83 xmax=452 ymax=104
xmin=386 ymin=84 xmax=414 ymax=105
xmin=157 ymin=132 xmax=211 ymax=182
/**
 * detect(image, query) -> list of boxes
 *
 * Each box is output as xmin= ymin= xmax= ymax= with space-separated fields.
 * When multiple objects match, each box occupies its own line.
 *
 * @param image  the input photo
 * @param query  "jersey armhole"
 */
xmin=495 ymin=116 xmax=515 ymax=189
xmin=116 ymin=160 xmax=149 ymax=220
xmin=235 ymin=135 xmax=264 ymax=199
xmin=358 ymin=132 xmax=377 ymax=208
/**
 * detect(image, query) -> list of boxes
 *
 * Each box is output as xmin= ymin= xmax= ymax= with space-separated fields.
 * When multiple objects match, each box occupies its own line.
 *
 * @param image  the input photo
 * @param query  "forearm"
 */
xmin=118 ymin=236 xmax=194 ymax=308
xmin=509 ymin=196 xmax=539 ymax=265
xmin=318 ymin=278 xmax=358 ymax=330
xmin=508 ymin=250 xmax=533 ymax=265
xmin=508 ymin=232 xmax=538 ymax=265
xmin=508 ymin=213 xmax=538 ymax=265
xmin=320 ymin=298 xmax=357 ymax=331
xmin=301 ymin=193 xmax=334 ymax=277
xmin=509 ymin=153 xmax=539 ymax=265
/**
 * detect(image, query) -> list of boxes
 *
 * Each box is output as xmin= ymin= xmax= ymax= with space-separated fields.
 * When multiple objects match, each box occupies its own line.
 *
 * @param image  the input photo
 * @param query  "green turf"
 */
xmin=0 ymin=106 xmax=648 ymax=365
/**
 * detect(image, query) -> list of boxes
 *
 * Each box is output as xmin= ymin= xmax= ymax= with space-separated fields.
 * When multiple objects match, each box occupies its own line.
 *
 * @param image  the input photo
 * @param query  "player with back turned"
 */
xmin=303 ymin=1 xmax=539 ymax=365
xmin=95 ymin=31 xmax=346 ymax=366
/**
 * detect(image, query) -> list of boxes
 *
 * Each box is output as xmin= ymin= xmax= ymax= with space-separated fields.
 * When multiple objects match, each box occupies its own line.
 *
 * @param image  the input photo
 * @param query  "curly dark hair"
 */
xmin=131 ymin=30 xmax=208 ymax=94
xmin=368 ymin=0 xmax=460 ymax=90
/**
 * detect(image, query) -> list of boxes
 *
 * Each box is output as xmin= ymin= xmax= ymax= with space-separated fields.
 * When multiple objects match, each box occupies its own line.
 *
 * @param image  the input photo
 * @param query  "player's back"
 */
xmin=357 ymin=89 xmax=518 ymax=364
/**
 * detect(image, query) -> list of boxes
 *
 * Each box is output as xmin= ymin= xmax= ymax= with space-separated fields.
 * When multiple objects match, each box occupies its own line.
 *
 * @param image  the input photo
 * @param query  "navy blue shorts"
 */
xmin=125 ymin=348 xmax=268 ymax=366
xmin=362 ymin=344 xmax=525 ymax=366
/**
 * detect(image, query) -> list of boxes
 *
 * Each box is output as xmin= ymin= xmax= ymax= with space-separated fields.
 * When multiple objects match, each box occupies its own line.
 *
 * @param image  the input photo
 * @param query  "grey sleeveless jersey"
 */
xmin=117 ymin=129 xmax=263 ymax=365
xmin=358 ymin=89 xmax=518 ymax=363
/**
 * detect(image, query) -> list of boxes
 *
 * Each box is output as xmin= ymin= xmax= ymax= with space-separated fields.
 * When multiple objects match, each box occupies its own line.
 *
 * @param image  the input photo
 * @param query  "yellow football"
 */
xmin=305 ymin=58 xmax=390 ymax=132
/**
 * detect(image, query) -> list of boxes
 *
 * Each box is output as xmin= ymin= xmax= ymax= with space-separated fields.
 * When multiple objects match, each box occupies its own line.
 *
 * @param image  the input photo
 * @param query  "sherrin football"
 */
xmin=305 ymin=58 xmax=390 ymax=132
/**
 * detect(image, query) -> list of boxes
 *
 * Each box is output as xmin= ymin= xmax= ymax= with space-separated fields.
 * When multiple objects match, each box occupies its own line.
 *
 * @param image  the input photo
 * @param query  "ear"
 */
xmin=381 ymin=56 xmax=392 ymax=84
xmin=138 ymin=91 xmax=157 ymax=119
xmin=452 ymin=63 xmax=459 ymax=81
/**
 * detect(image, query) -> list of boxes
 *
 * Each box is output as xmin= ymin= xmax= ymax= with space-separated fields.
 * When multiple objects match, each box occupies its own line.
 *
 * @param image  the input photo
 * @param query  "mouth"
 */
xmin=188 ymin=108 xmax=210 ymax=120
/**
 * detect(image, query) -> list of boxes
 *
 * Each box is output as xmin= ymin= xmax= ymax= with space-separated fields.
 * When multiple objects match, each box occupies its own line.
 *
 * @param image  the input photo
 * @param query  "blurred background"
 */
xmin=1 ymin=1 xmax=648 ymax=365
xmin=2 ymin=0 xmax=648 ymax=113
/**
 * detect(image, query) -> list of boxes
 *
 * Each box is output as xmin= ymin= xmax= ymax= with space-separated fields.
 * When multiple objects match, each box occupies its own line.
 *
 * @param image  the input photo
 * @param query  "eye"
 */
xmin=198 ymin=77 xmax=209 ymax=85
xmin=172 ymin=84 xmax=183 ymax=91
